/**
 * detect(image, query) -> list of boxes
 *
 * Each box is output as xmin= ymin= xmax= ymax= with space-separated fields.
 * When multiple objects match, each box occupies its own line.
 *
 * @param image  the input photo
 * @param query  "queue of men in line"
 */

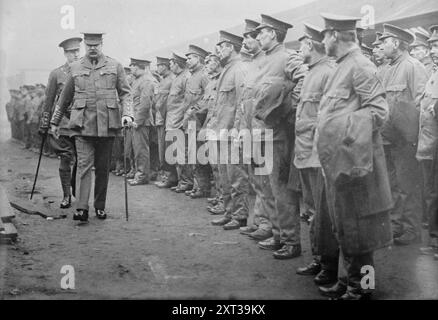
xmin=5 ymin=84 xmax=60 ymax=157
xmin=4 ymin=12 xmax=438 ymax=300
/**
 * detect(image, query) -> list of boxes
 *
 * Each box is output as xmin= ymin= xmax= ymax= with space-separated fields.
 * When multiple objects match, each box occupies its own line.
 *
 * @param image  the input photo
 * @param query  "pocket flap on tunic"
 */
xmin=386 ymin=84 xmax=407 ymax=92
xmin=73 ymin=99 xmax=86 ymax=109
xmin=302 ymin=92 xmax=322 ymax=102
xmin=326 ymin=88 xmax=350 ymax=99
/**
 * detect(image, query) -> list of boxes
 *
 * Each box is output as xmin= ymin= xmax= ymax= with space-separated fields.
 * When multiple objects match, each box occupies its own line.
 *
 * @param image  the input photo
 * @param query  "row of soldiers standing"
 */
xmin=5 ymin=12 xmax=438 ymax=300
xmin=5 ymin=84 xmax=58 ymax=156
xmin=110 ymin=13 xmax=438 ymax=300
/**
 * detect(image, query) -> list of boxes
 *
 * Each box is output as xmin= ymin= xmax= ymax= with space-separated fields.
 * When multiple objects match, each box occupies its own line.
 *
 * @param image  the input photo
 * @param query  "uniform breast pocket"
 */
xmin=386 ymin=84 xmax=409 ymax=107
xmin=326 ymin=88 xmax=350 ymax=112
xmin=218 ymin=85 xmax=235 ymax=104
xmin=74 ymin=71 xmax=91 ymax=91
xmin=100 ymin=67 xmax=117 ymax=88
xmin=69 ymin=99 xmax=86 ymax=129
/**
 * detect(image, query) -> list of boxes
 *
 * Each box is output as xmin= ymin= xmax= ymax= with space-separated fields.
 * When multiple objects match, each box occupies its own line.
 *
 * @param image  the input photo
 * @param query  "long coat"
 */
xmin=317 ymin=47 xmax=393 ymax=255
xmin=51 ymin=55 xmax=133 ymax=137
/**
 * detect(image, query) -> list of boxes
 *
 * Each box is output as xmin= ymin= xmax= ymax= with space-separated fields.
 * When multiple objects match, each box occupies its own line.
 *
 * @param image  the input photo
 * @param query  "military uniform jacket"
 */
xmin=205 ymin=56 xmax=247 ymax=141
xmin=165 ymin=70 xmax=189 ymax=131
xmin=234 ymin=50 xmax=265 ymax=131
xmin=251 ymin=44 xmax=306 ymax=141
xmin=188 ymin=71 xmax=220 ymax=133
xmin=317 ymin=47 xmax=392 ymax=213
xmin=131 ymin=73 xmax=156 ymax=127
xmin=43 ymin=63 xmax=73 ymax=136
xmin=182 ymin=65 xmax=209 ymax=131
xmin=154 ymin=72 xmax=175 ymax=126
xmin=381 ymin=52 xmax=428 ymax=145
xmin=417 ymin=67 xmax=438 ymax=161
xmin=294 ymin=57 xmax=334 ymax=169
xmin=421 ymin=56 xmax=435 ymax=79
xmin=51 ymin=54 xmax=133 ymax=137
xmin=317 ymin=47 xmax=393 ymax=254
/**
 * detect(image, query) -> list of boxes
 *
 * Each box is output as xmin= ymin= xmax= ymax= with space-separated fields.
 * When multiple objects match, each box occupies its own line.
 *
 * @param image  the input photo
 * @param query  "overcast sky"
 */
xmin=0 ymin=0 xmax=315 ymax=76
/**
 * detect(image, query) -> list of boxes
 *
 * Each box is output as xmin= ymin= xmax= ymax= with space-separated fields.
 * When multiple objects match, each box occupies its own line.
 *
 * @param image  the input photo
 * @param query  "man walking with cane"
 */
xmin=50 ymin=32 xmax=133 ymax=222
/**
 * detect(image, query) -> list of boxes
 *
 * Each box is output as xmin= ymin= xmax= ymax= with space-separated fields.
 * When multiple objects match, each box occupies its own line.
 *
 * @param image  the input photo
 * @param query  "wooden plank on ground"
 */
xmin=0 ymin=184 xmax=15 ymax=222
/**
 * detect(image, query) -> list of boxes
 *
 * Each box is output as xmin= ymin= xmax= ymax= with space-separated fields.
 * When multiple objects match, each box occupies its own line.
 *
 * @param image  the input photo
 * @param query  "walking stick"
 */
xmin=123 ymin=125 xmax=129 ymax=221
xmin=30 ymin=132 xmax=47 ymax=200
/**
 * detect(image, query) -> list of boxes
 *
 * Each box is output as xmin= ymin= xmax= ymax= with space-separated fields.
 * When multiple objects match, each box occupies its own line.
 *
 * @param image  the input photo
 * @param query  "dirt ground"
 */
xmin=0 ymin=137 xmax=437 ymax=300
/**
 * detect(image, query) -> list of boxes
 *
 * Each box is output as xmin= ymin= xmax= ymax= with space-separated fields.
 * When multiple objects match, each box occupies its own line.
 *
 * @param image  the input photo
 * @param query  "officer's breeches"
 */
xmin=132 ymin=125 xmax=151 ymax=181
xmin=75 ymin=136 xmax=114 ymax=211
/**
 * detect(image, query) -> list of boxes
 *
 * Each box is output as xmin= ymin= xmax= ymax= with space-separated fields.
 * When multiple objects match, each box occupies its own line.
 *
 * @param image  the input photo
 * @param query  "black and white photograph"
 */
xmin=0 ymin=0 xmax=438 ymax=306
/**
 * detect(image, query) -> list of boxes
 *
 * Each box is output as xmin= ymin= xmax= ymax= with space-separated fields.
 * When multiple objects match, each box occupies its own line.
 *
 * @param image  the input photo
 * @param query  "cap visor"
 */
xmin=84 ymin=39 xmax=102 ymax=45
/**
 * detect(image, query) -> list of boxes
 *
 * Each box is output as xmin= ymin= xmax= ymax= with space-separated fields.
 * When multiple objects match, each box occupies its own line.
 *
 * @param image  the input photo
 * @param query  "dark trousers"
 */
xmin=156 ymin=125 xmax=166 ymax=170
xmin=111 ymin=137 xmax=124 ymax=172
xmin=124 ymin=128 xmax=136 ymax=173
xmin=422 ymin=157 xmax=438 ymax=239
xmin=338 ymin=249 xmax=374 ymax=293
xmin=387 ymin=143 xmax=423 ymax=237
xmin=261 ymin=140 xmax=301 ymax=246
xmin=132 ymin=125 xmax=151 ymax=182
xmin=48 ymin=135 xmax=76 ymax=197
xmin=306 ymin=168 xmax=339 ymax=271
xmin=177 ymin=133 xmax=193 ymax=187
xmin=163 ymin=137 xmax=178 ymax=184
xmin=75 ymin=136 xmax=114 ymax=211
xmin=248 ymin=163 xmax=274 ymax=231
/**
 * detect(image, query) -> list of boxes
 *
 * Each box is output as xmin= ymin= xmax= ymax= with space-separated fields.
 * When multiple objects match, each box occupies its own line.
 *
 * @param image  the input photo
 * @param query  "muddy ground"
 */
xmin=0 ymin=137 xmax=437 ymax=300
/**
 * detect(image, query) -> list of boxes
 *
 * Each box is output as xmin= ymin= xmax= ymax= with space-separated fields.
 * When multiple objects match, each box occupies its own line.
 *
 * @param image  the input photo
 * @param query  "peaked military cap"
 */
xmin=411 ymin=32 xmax=430 ymax=48
xmin=299 ymin=23 xmax=324 ymax=42
xmin=380 ymin=24 xmax=414 ymax=44
xmin=243 ymin=19 xmax=260 ymax=37
xmin=361 ymin=43 xmax=373 ymax=55
xmin=216 ymin=30 xmax=244 ymax=47
xmin=185 ymin=45 xmax=209 ymax=59
xmin=156 ymin=56 xmax=170 ymax=66
xmin=428 ymin=25 xmax=438 ymax=43
xmin=320 ymin=13 xmax=361 ymax=33
xmin=256 ymin=14 xmax=293 ymax=33
xmin=372 ymin=32 xmax=383 ymax=46
xmin=58 ymin=37 xmax=82 ymax=51
xmin=170 ymin=52 xmax=187 ymax=66
xmin=130 ymin=58 xmax=151 ymax=68
xmin=81 ymin=32 xmax=105 ymax=45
